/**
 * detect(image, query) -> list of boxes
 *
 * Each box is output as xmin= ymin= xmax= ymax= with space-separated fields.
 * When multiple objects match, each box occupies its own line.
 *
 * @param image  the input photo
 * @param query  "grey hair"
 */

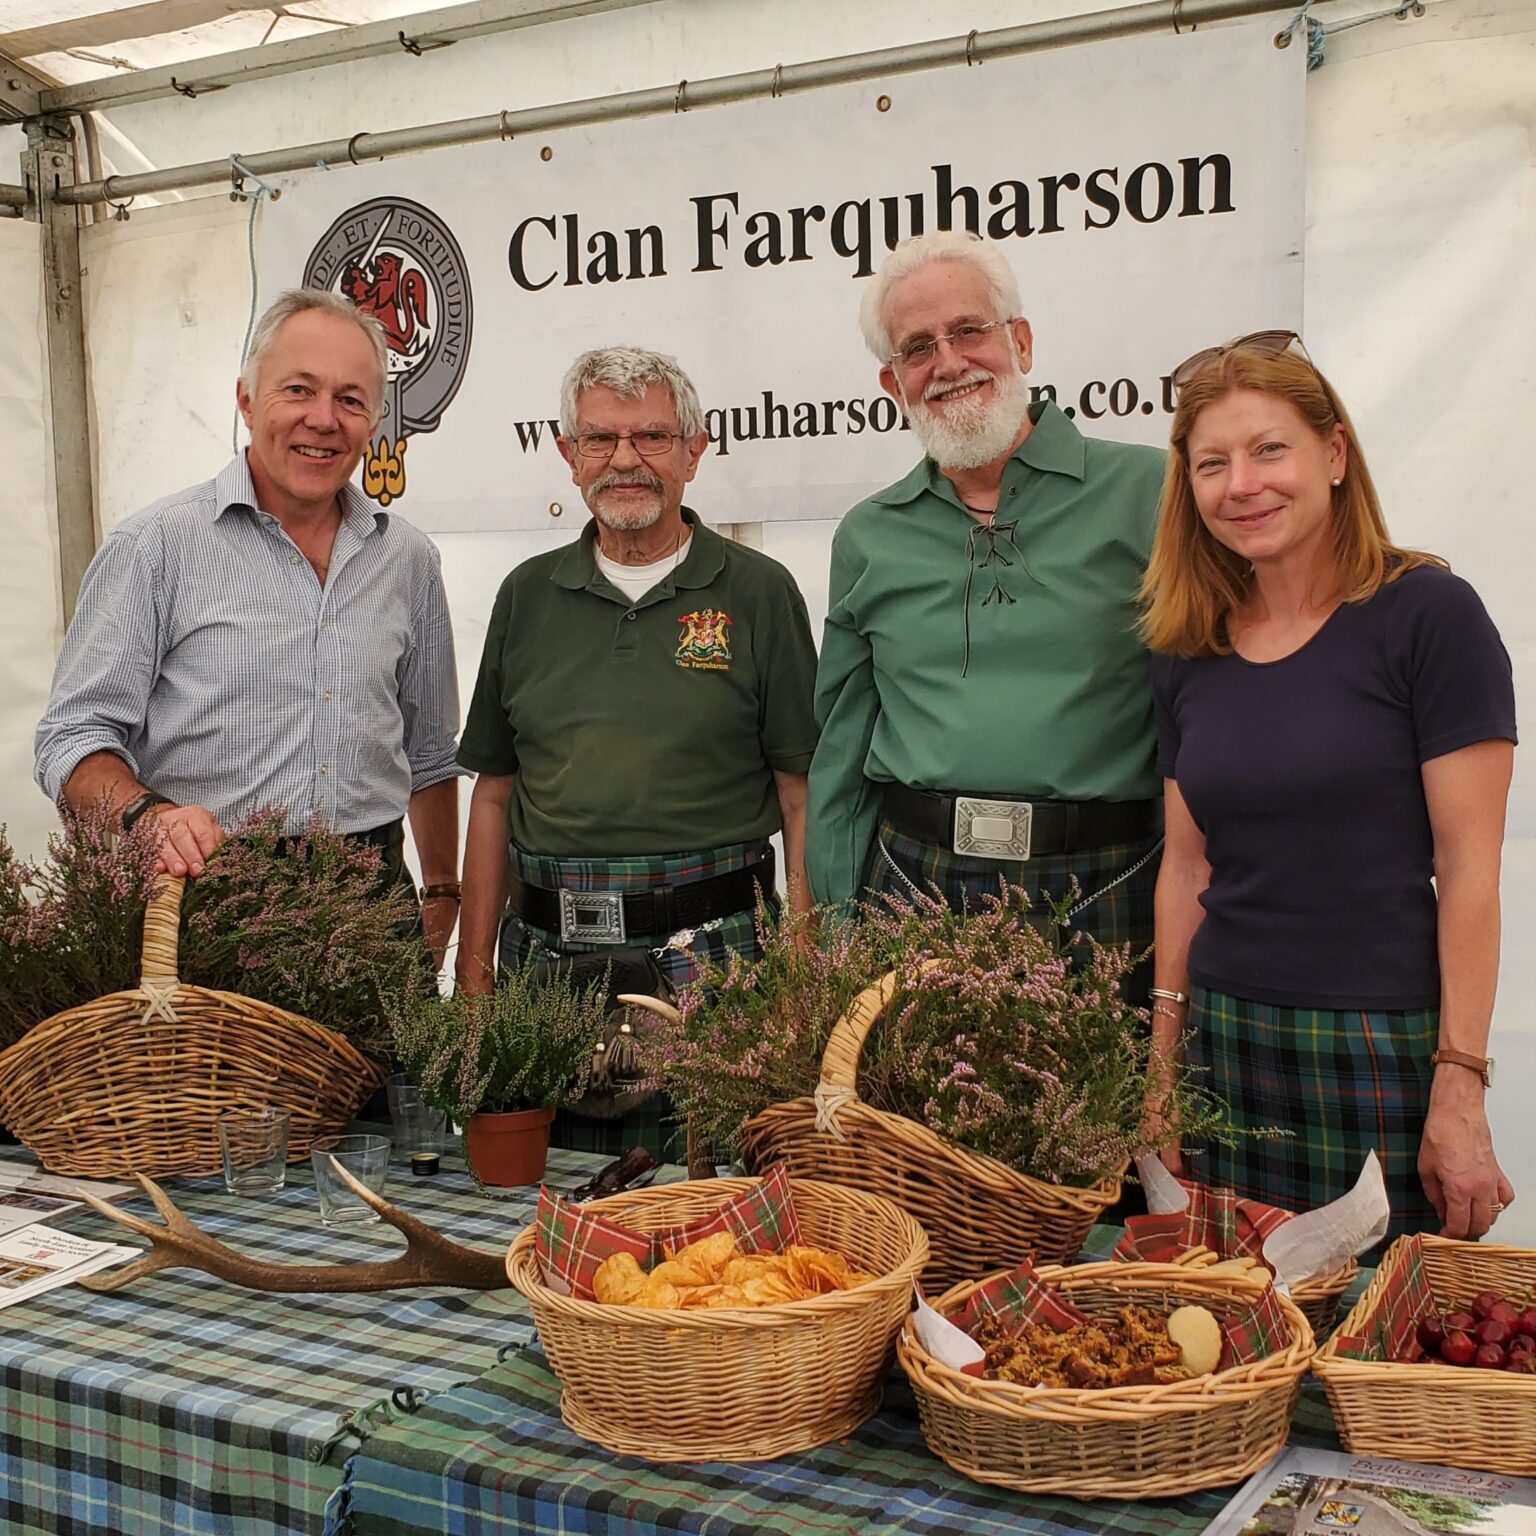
xmin=239 ymin=289 xmax=389 ymax=424
xmin=858 ymin=231 xmax=1023 ymax=360
xmin=558 ymin=346 xmax=705 ymax=438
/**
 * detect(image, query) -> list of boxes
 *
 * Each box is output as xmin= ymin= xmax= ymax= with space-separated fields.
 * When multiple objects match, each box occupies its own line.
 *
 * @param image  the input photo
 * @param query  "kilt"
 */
xmin=497 ymin=839 xmax=772 ymax=1161
xmin=1185 ymin=986 xmax=1440 ymax=1246
xmin=864 ymin=817 xmax=1160 ymax=1003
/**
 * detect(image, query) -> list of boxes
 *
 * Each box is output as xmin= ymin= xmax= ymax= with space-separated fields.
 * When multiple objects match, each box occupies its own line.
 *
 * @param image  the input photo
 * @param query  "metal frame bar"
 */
xmin=1 ymin=51 xmax=48 ymax=121
xmin=24 ymin=118 xmax=98 ymax=622
xmin=36 ymin=0 xmax=664 ymax=116
xmin=56 ymin=0 xmax=1300 ymax=207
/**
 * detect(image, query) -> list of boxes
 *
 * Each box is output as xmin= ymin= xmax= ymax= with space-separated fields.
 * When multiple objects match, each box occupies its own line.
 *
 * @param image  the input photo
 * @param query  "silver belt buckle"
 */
xmin=558 ymin=889 xmax=627 ymax=944
xmin=953 ymin=797 xmax=1033 ymax=860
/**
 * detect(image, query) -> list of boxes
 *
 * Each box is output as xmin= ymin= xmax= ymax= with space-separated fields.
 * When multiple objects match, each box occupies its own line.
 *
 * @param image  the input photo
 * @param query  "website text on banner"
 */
xmin=259 ymin=23 xmax=1304 ymax=534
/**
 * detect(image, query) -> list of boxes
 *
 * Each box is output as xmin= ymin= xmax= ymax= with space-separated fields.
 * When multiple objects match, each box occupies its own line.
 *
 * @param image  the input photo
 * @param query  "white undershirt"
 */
xmin=594 ymin=536 xmax=692 ymax=603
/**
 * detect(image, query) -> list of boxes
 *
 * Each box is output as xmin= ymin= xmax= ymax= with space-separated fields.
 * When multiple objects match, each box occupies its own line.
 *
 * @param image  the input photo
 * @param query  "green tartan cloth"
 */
xmin=327 ymin=1344 xmax=1346 ymax=1536
xmin=1185 ymin=987 xmax=1441 ymax=1247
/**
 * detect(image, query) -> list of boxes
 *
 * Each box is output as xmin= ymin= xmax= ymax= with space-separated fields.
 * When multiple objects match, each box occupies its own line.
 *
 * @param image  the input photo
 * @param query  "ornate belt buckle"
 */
xmin=953 ymin=797 xmax=1033 ymax=861
xmin=558 ymin=889 xmax=627 ymax=944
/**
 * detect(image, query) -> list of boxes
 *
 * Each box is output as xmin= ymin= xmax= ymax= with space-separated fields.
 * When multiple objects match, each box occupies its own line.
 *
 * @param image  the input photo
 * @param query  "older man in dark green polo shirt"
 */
xmin=456 ymin=345 xmax=819 ymax=1154
xmin=807 ymin=231 xmax=1165 ymax=987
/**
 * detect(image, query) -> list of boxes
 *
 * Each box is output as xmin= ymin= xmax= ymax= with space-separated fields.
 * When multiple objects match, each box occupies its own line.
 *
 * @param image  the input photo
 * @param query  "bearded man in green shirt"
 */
xmin=806 ymin=232 xmax=1165 ymax=989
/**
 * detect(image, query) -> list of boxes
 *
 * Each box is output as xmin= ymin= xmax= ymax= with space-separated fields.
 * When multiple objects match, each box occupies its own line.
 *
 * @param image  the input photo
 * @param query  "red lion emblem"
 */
xmin=341 ymin=251 xmax=429 ymax=356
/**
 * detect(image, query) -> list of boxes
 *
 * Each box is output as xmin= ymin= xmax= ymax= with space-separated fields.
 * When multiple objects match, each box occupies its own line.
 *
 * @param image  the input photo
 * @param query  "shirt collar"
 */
xmin=870 ymin=399 xmax=1088 ymax=507
xmin=552 ymin=507 xmax=726 ymax=594
xmin=212 ymin=453 xmax=385 ymax=540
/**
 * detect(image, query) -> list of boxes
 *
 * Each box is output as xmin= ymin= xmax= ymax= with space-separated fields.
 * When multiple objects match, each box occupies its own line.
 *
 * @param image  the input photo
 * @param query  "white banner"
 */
xmin=259 ymin=22 xmax=1304 ymax=532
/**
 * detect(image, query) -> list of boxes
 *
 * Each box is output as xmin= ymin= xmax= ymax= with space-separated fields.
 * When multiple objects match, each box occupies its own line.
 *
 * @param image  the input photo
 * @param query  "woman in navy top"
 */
xmin=1140 ymin=333 xmax=1516 ymax=1243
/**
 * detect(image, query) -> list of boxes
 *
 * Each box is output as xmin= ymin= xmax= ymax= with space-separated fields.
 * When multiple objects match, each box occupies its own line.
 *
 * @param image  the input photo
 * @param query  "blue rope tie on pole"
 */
xmin=1279 ymin=0 xmax=1424 ymax=72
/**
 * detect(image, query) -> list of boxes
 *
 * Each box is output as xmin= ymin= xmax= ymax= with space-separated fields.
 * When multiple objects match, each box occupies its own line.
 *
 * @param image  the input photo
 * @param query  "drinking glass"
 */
xmin=310 ymin=1133 xmax=390 ymax=1227
xmin=218 ymin=1108 xmax=290 ymax=1195
xmin=385 ymin=1074 xmax=448 ymax=1163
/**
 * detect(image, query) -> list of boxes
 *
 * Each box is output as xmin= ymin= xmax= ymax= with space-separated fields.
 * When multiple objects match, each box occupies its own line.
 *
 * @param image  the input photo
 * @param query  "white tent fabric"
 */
xmin=3 ymin=0 xmax=1533 ymax=1236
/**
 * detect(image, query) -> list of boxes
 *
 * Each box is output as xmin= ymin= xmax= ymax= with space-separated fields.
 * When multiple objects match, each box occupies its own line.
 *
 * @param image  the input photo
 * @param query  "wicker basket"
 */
xmin=1168 ymin=1245 xmax=1357 ymax=1338
xmin=505 ymin=1174 xmax=929 ymax=1462
xmin=1313 ymin=1234 xmax=1536 ymax=1474
xmin=897 ymin=1259 xmax=1315 ymax=1499
xmin=735 ymin=973 xmax=1121 ymax=1289
xmin=0 ymin=875 xmax=386 ymax=1178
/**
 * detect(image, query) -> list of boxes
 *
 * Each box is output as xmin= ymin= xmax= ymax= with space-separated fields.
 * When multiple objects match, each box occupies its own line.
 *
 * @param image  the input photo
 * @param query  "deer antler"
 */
xmin=73 ymin=1163 xmax=509 ymax=1293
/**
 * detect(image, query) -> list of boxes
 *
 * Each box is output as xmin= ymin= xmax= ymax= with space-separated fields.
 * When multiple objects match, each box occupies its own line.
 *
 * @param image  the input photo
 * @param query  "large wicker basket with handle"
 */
xmin=0 ymin=875 xmax=386 ymax=1178
xmin=733 ymin=973 xmax=1121 ymax=1289
xmin=506 ymin=1174 xmax=928 ymax=1462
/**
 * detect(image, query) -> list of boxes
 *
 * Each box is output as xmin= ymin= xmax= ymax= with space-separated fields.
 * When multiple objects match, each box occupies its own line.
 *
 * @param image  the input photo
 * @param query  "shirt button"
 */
xmin=323 ymin=690 xmax=333 ymax=701
xmin=626 ymin=612 xmax=636 ymax=621
xmin=290 ymin=553 xmax=302 ymax=564
xmin=1009 ymin=487 xmax=1017 ymax=496
xmin=319 ymin=619 xmax=331 ymax=629
xmin=319 ymin=764 xmax=329 ymax=775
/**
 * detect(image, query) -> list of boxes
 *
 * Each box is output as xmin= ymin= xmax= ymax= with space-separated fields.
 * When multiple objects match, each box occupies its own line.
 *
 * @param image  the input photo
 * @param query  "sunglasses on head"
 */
xmin=1170 ymin=329 xmax=1308 ymax=392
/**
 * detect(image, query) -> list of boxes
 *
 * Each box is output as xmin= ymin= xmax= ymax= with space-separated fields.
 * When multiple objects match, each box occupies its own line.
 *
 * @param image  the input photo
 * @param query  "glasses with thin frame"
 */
xmin=1170 ymin=329 xmax=1307 ymax=392
xmin=888 ymin=317 xmax=1015 ymax=370
xmin=572 ymin=429 xmax=687 ymax=460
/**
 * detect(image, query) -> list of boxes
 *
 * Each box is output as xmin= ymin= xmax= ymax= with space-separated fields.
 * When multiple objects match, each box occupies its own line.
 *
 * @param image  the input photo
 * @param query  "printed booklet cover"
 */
xmin=1204 ymin=1447 xmax=1536 ymax=1536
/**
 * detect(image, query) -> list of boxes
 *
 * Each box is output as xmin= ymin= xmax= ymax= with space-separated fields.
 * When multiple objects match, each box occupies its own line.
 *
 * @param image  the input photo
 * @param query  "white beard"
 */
xmin=589 ymin=471 xmax=665 ymax=530
xmin=904 ymin=365 xmax=1033 ymax=472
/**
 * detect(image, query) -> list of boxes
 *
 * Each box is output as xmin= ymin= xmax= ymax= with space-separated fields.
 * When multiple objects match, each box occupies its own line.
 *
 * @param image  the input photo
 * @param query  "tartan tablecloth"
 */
xmin=0 ymin=1145 xmax=608 ymax=1536
xmin=330 ymin=1349 xmax=1342 ymax=1536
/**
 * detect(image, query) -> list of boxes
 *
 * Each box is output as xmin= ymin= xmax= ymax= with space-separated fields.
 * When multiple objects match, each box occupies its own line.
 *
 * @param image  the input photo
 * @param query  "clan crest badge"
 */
xmin=303 ymin=198 xmax=472 ymax=506
xmin=676 ymin=609 xmax=733 ymax=671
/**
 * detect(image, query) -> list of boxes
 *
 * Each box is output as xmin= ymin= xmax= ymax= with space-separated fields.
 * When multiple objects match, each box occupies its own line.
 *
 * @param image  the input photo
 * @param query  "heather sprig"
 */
xmin=391 ymin=966 xmax=606 ymax=1122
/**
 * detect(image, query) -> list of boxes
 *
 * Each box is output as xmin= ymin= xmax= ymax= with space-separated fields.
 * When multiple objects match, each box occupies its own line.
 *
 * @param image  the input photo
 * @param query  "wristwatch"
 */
xmin=1431 ymin=1047 xmax=1494 ymax=1088
xmin=120 ymin=791 xmax=172 ymax=831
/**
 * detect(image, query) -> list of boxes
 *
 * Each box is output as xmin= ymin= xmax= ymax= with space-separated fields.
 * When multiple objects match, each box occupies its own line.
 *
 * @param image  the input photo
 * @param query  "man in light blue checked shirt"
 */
xmin=35 ymin=289 xmax=464 ymax=964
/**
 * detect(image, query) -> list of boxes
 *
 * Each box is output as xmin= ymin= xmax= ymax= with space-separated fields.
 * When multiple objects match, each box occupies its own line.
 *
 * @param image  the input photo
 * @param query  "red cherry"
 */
xmin=1509 ymin=1332 xmax=1536 ymax=1356
xmin=1473 ymin=1291 xmax=1503 ymax=1321
xmin=1478 ymin=1319 xmax=1513 ymax=1349
xmin=1488 ymin=1301 xmax=1521 ymax=1327
xmin=1476 ymin=1343 xmax=1508 ymax=1370
xmin=1440 ymin=1331 xmax=1477 ymax=1367
xmin=1505 ymin=1353 xmax=1536 ymax=1374
xmin=1417 ymin=1315 xmax=1448 ymax=1353
xmin=1518 ymin=1308 xmax=1536 ymax=1340
xmin=1444 ymin=1309 xmax=1478 ymax=1333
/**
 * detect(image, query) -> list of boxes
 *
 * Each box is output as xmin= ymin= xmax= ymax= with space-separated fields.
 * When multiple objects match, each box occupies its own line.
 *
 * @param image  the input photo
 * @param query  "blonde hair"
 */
xmin=1140 ymin=346 xmax=1445 ymax=657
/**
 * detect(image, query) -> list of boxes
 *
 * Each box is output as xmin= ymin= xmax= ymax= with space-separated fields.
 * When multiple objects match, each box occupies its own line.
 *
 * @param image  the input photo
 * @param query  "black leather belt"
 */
xmin=274 ymin=819 xmax=403 ymax=855
xmin=508 ymin=846 xmax=775 ymax=943
xmin=882 ymin=784 xmax=1159 ymax=858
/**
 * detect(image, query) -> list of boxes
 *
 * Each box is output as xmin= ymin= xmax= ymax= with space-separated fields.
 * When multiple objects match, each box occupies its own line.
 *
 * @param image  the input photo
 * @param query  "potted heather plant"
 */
xmin=391 ymin=965 xmax=609 ymax=1187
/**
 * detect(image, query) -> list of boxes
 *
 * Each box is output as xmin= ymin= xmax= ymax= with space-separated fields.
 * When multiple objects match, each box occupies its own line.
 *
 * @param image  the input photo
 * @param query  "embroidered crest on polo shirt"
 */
xmin=675 ymin=609 xmax=733 ymax=671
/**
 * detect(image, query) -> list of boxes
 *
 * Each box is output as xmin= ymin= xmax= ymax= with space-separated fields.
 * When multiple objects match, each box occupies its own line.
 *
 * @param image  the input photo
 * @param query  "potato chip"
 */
xmin=649 ymin=1259 xmax=708 ymax=1289
xmin=633 ymin=1276 xmax=682 ymax=1309
xmin=721 ymin=1255 xmax=774 ymax=1286
xmin=672 ymin=1232 xmax=738 ymax=1283
xmin=592 ymin=1251 xmax=647 ymax=1306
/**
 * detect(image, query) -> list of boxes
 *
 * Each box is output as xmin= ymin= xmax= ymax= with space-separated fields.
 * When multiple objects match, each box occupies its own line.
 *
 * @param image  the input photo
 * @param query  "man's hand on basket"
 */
xmin=149 ymin=802 xmax=225 ymax=878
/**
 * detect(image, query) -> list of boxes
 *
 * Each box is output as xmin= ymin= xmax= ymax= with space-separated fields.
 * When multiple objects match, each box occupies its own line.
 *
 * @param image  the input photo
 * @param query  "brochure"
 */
xmin=0 ymin=1223 xmax=138 ymax=1312
xmin=1205 ymin=1447 xmax=1536 ymax=1536
xmin=0 ymin=1161 xmax=132 ymax=1239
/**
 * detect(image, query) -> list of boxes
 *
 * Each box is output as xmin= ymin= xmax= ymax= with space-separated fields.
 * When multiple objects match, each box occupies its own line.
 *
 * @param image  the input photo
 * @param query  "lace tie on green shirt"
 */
xmin=962 ymin=518 xmax=1040 ymax=676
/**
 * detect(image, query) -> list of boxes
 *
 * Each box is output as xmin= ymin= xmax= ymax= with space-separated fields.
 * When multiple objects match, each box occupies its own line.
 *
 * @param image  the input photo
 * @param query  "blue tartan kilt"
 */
xmin=1184 ymin=986 xmax=1441 ymax=1248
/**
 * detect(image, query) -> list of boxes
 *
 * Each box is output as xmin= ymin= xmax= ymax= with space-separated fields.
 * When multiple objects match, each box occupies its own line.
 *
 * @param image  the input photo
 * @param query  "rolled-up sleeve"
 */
xmin=399 ymin=547 xmax=464 ymax=792
xmin=34 ymin=527 xmax=162 ymax=803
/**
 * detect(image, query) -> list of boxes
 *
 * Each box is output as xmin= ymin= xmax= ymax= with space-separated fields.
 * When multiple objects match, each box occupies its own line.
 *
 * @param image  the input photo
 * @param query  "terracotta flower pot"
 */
xmin=463 ymin=1107 xmax=555 ymax=1186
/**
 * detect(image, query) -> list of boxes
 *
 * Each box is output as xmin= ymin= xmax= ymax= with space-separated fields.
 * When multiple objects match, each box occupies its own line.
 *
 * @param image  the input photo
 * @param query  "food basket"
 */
xmin=897 ymin=1258 xmax=1315 ymax=1499
xmin=0 ymin=875 xmax=386 ymax=1178
xmin=505 ymin=1174 xmax=928 ymax=1462
xmin=735 ymin=973 xmax=1120 ymax=1288
xmin=1313 ymin=1233 xmax=1536 ymax=1474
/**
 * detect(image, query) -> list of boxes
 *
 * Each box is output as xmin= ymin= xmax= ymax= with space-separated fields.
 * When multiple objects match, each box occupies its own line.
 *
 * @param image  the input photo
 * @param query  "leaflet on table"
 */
xmin=0 ymin=1223 xmax=138 ymax=1310
xmin=1202 ymin=1445 xmax=1536 ymax=1536
xmin=0 ymin=1163 xmax=132 ymax=1238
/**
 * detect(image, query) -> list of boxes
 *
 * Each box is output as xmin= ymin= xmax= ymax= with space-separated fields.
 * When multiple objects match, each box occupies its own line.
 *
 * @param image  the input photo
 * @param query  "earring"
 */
xmin=1331 ymin=477 xmax=1342 ymax=487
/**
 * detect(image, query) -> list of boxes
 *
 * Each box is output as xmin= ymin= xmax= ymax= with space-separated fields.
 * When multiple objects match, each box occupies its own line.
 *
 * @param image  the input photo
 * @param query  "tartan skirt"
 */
xmin=864 ymin=818 xmax=1160 ymax=1002
xmin=1185 ymin=986 xmax=1440 ymax=1246
xmin=497 ymin=839 xmax=771 ymax=1161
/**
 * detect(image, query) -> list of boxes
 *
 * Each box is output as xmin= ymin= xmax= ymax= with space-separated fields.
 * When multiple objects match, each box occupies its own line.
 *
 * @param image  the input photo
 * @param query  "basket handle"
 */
xmin=141 ymin=875 xmax=186 ymax=988
xmin=817 ymin=971 xmax=899 ymax=1095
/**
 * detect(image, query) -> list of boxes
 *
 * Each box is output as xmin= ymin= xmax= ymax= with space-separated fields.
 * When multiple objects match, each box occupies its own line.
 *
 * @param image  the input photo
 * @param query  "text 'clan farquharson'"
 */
xmin=507 ymin=157 xmax=1237 ymax=290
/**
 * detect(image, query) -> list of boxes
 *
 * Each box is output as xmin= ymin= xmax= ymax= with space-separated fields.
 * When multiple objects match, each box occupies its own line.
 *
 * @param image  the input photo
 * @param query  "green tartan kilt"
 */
xmin=496 ymin=838 xmax=771 ymax=1162
xmin=1184 ymin=986 xmax=1441 ymax=1247
xmin=864 ymin=817 xmax=1160 ymax=1003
